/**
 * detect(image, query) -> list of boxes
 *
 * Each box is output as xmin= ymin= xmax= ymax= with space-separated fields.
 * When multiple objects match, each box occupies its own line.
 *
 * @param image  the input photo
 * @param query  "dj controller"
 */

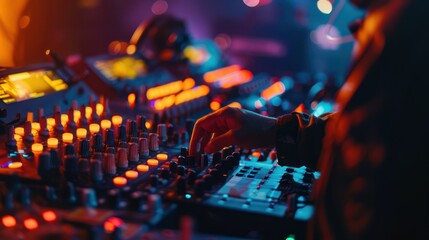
xmin=0 ymin=33 xmax=332 ymax=239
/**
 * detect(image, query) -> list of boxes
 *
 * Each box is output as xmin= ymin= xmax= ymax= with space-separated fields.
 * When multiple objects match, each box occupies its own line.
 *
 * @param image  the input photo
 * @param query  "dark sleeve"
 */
xmin=275 ymin=112 xmax=334 ymax=169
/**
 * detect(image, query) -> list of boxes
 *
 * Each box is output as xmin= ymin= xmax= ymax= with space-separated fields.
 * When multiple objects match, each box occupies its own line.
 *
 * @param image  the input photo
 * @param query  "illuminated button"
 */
xmin=14 ymin=134 xmax=22 ymax=142
xmin=8 ymin=162 xmax=23 ymax=169
xmin=23 ymin=218 xmax=38 ymax=230
xmin=85 ymin=106 xmax=92 ymax=119
xmin=113 ymin=176 xmax=127 ymax=187
xmin=62 ymin=132 xmax=73 ymax=144
xmin=100 ymin=119 xmax=112 ymax=130
xmin=147 ymin=159 xmax=159 ymax=167
xmin=31 ymin=143 xmax=43 ymax=155
xmin=42 ymin=210 xmax=57 ymax=222
xmin=73 ymin=110 xmax=81 ymax=123
xmin=96 ymin=103 xmax=104 ymax=116
xmin=15 ymin=127 xmax=24 ymax=136
xmin=156 ymin=153 xmax=168 ymax=161
xmin=128 ymin=93 xmax=136 ymax=108
xmin=61 ymin=114 xmax=69 ymax=126
xmin=137 ymin=164 xmax=149 ymax=173
xmin=2 ymin=215 xmax=16 ymax=228
xmin=89 ymin=123 xmax=100 ymax=134
xmin=111 ymin=115 xmax=123 ymax=126
xmin=76 ymin=128 xmax=87 ymax=139
xmin=31 ymin=122 xmax=41 ymax=131
xmin=104 ymin=220 xmax=115 ymax=233
xmin=104 ymin=217 xmax=123 ymax=233
xmin=47 ymin=138 xmax=59 ymax=149
xmin=46 ymin=118 xmax=55 ymax=128
xmin=251 ymin=151 xmax=261 ymax=158
xmin=210 ymin=101 xmax=221 ymax=111
xmin=125 ymin=170 xmax=138 ymax=179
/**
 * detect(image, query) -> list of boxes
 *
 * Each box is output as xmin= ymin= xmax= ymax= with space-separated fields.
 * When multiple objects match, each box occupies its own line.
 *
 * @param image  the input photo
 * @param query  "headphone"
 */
xmin=129 ymin=14 xmax=191 ymax=65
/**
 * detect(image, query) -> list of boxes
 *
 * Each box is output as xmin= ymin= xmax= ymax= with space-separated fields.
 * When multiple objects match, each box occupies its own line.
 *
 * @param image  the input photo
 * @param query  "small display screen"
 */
xmin=93 ymin=56 xmax=146 ymax=81
xmin=0 ymin=69 xmax=68 ymax=104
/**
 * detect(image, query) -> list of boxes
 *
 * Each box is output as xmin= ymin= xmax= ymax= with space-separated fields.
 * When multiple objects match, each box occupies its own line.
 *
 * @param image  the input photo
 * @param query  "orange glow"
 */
xmin=261 ymin=81 xmax=285 ymax=100
xmin=62 ymin=132 xmax=73 ymax=144
xmin=153 ymin=95 xmax=176 ymax=111
xmin=101 ymin=119 xmax=112 ymax=130
xmin=47 ymin=138 xmax=59 ymax=149
xmin=85 ymin=107 xmax=92 ymax=119
xmin=8 ymin=162 xmax=23 ymax=169
xmin=96 ymin=103 xmax=104 ymax=116
xmin=175 ymin=85 xmax=210 ymax=105
xmin=227 ymin=102 xmax=242 ymax=109
xmin=73 ymin=110 xmax=81 ymax=123
xmin=31 ymin=122 xmax=40 ymax=131
xmin=137 ymin=164 xmax=149 ymax=173
xmin=147 ymin=159 xmax=159 ymax=167
xmin=126 ymin=44 xmax=137 ymax=55
xmin=125 ymin=170 xmax=139 ymax=179
xmin=89 ymin=123 xmax=100 ymax=134
xmin=203 ymin=65 xmax=241 ymax=83
xmin=31 ymin=143 xmax=43 ymax=154
xmin=112 ymin=115 xmax=123 ymax=126
xmin=104 ymin=217 xmax=123 ymax=233
xmin=293 ymin=103 xmax=306 ymax=113
xmin=145 ymin=121 xmax=151 ymax=130
xmin=14 ymin=134 xmax=22 ymax=142
xmin=113 ymin=176 xmax=127 ymax=187
xmin=47 ymin=118 xmax=55 ymax=127
xmin=128 ymin=93 xmax=136 ymax=108
xmin=42 ymin=210 xmax=57 ymax=222
xmin=210 ymin=101 xmax=221 ymax=111
xmin=104 ymin=221 xmax=115 ymax=233
xmin=156 ymin=153 xmax=168 ymax=161
xmin=317 ymin=0 xmax=332 ymax=14
xmin=146 ymin=80 xmax=183 ymax=100
xmin=2 ymin=215 xmax=16 ymax=228
xmin=217 ymin=70 xmax=253 ymax=89
xmin=15 ymin=127 xmax=24 ymax=136
xmin=61 ymin=114 xmax=69 ymax=126
xmin=251 ymin=151 xmax=261 ymax=158
xmin=76 ymin=128 xmax=88 ymax=139
xmin=183 ymin=78 xmax=196 ymax=90
xmin=23 ymin=218 xmax=38 ymax=230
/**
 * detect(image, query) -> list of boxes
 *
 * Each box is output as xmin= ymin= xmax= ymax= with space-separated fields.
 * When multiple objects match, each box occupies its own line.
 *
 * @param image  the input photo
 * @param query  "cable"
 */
xmin=323 ymin=0 xmax=356 ymax=44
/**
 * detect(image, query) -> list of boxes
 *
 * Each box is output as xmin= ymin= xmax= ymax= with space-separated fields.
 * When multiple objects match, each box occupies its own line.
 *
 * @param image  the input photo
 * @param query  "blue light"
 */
xmin=270 ymin=96 xmax=282 ymax=107
xmin=185 ymin=194 xmax=192 ymax=199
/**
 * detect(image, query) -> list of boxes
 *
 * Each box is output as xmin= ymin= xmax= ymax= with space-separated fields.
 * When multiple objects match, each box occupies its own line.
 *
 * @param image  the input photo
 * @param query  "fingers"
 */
xmin=205 ymin=130 xmax=236 ymax=154
xmin=189 ymin=111 xmax=223 ymax=155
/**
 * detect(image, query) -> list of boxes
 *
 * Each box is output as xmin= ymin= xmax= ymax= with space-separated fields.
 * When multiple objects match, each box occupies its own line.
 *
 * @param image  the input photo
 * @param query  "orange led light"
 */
xmin=175 ymin=85 xmax=210 ymax=105
xmin=8 ymin=162 xmax=23 ymax=169
xmin=137 ymin=164 xmax=149 ymax=173
xmin=2 ymin=215 xmax=16 ymax=228
xmin=217 ymin=70 xmax=253 ymax=89
xmin=23 ymin=218 xmax=38 ymax=230
xmin=183 ymin=78 xmax=195 ymax=90
xmin=96 ymin=103 xmax=104 ymax=116
xmin=146 ymin=80 xmax=183 ymax=100
xmin=85 ymin=106 xmax=92 ymax=119
xmin=89 ymin=123 xmax=100 ymax=134
xmin=125 ymin=170 xmax=139 ymax=179
xmin=61 ymin=114 xmax=69 ymax=126
xmin=100 ymin=119 xmax=112 ymax=130
xmin=112 ymin=115 xmax=123 ymax=126
xmin=42 ymin=210 xmax=57 ymax=222
xmin=145 ymin=121 xmax=151 ymax=130
xmin=251 ymin=151 xmax=261 ymax=158
xmin=104 ymin=217 xmax=123 ymax=233
xmin=261 ymin=81 xmax=285 ymax=101
xmin=104 ymin=221 xmax=115 ymax=233
xmin=62 ymin=132 xmax=73 ymax=144
xmin=46 ymin=117 xmax=55 ymax=127
xmin=113 ymin=176 xmax=127 ymax=187
xmin=31 ymin=143 xmax=43 ymax=154
xmin=47 ymin=138 xmax=59 ymax=149
xmin=73 ymin=110 xmax=81 ymax=123
xmin=156 ymin=153 xmax=168 ymax=161
xmin=15 ymin=127 xmax=24 ymax=136
xmin=203 ymin=65 xmax=241 ymax=83
xmin=76 ymin=128 xmax=87 ymax=139
xmin=31 ymin=122 xmax=41 ymax=131
xmin=14 ymin=134 xmax=22 ymax=142
xmin=147 ymin=159 xmax=159 ymax=167
xmin=128 ymin=93 xmax=136 ymax=108
xmin=227 ymin=102 xmax=242 ymax=109
xmin=210 ymin=101 xmax=221 ymax=111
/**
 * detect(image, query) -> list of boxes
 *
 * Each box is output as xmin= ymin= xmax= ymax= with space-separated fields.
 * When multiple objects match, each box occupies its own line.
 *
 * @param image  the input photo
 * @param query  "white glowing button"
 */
xmin=31 ymin=143 xmax=43 ymax=155
xmin=112 ymin=115 xmax=123 ymax=126
xmin=101 ymin=119 xmax=111 ymax=130
xmin=156 ymin=153 xmax=168 ymax=161
xmin=113 ymin=176 xmax=127 ymax=187
xmin=125 ymin=170 xmax=139 ymax=179
xmin=76 ymin=128 xmax=87 ymax=139
xmin=89 ymin=123 xmax=100 ymax=134
xmin=8 ymin=162 xmax=23 ymax=169
xmin=15 ymin=127 xmax=24 ymax=136
xmin=31 ymin=122 xmax=41 ymax=131
xmin=47 ymin=138 xmax=59 ymax=149
xmin=62 ymin=132 xmax=73 ymax=144
xmin=137 ymin=164 xmax=149 ymax=173
xmin=147 ymin=159 xmax=159 ymax=167
xmin=46 ymin=118 xmax=55 ymax=127
xmin=96 ymin=103 xmax=104 ymax=116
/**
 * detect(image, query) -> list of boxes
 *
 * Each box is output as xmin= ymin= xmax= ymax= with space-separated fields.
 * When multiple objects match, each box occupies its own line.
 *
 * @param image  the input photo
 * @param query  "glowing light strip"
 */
xmin=261 ymin=81 xmax=285 ymax=101
xmin=215 ymin=70 xmax=253 ymax=89
xmin=146 ymin=78 xmax=196 ymax=100
xmin=203 ymin=65 xmax=241 ymax=83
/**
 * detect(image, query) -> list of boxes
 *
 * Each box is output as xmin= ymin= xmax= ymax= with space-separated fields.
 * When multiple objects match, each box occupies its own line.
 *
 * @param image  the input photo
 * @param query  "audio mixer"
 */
xmin=0 ymin=56 xmax=321 ymax=239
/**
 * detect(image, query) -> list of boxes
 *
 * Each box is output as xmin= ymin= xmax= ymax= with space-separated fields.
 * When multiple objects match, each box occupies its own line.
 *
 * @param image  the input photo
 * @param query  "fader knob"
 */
xmin=104 ymin=153 xmax=117 ymax=175
xmin=81 ymin=188 xmax=97 ymax=208
xmin=128 ymin=142 xmax=139 ymax=163
xmin=107 ymin=189 xmax=122 ymax=209
xmin=187 ymin=170 xmax=197 ymax=185
xmin=169 ymin=161 xmax=178 ymax=173
xmin=64 ymin=154 xmax=78 ymax=182
xmin=105 ymin=129 xmax=115 ymax=148
xmin=138 ymin=138 xmax=149 ymax=158
xmin=194 ymin=179 xmax=206 ymax=197
xmin=117 ymin=148 xmax=128 ymax=168
xmin=118 ymin=125 xmax=127 ymax=143
xmin=157 ymin=123 xmax=167 ymax=143
xmin=38 ymin=152 xmax=52 ymax=179
xmin=176 ymin=176 xmax=187 ymax=195
xmin=148 ymin=133 xmax=159 ymax=152
xmin=177 ymin=165 xmax=186 ymax=176
xmin=93 ymin=133 xmax=103 ymax=153
xmin=90 ymin=158 xmax=103 ymax=183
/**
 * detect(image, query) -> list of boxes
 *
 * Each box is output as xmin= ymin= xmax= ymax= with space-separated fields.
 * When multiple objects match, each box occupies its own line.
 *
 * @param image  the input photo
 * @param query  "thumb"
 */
xmin=204 ymin=130 xmax=236 ymax=154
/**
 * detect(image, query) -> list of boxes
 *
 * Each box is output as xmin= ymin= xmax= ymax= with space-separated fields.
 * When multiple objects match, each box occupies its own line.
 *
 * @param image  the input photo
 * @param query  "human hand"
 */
xmin=189 ymin=106 xmax=276 ymax=156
